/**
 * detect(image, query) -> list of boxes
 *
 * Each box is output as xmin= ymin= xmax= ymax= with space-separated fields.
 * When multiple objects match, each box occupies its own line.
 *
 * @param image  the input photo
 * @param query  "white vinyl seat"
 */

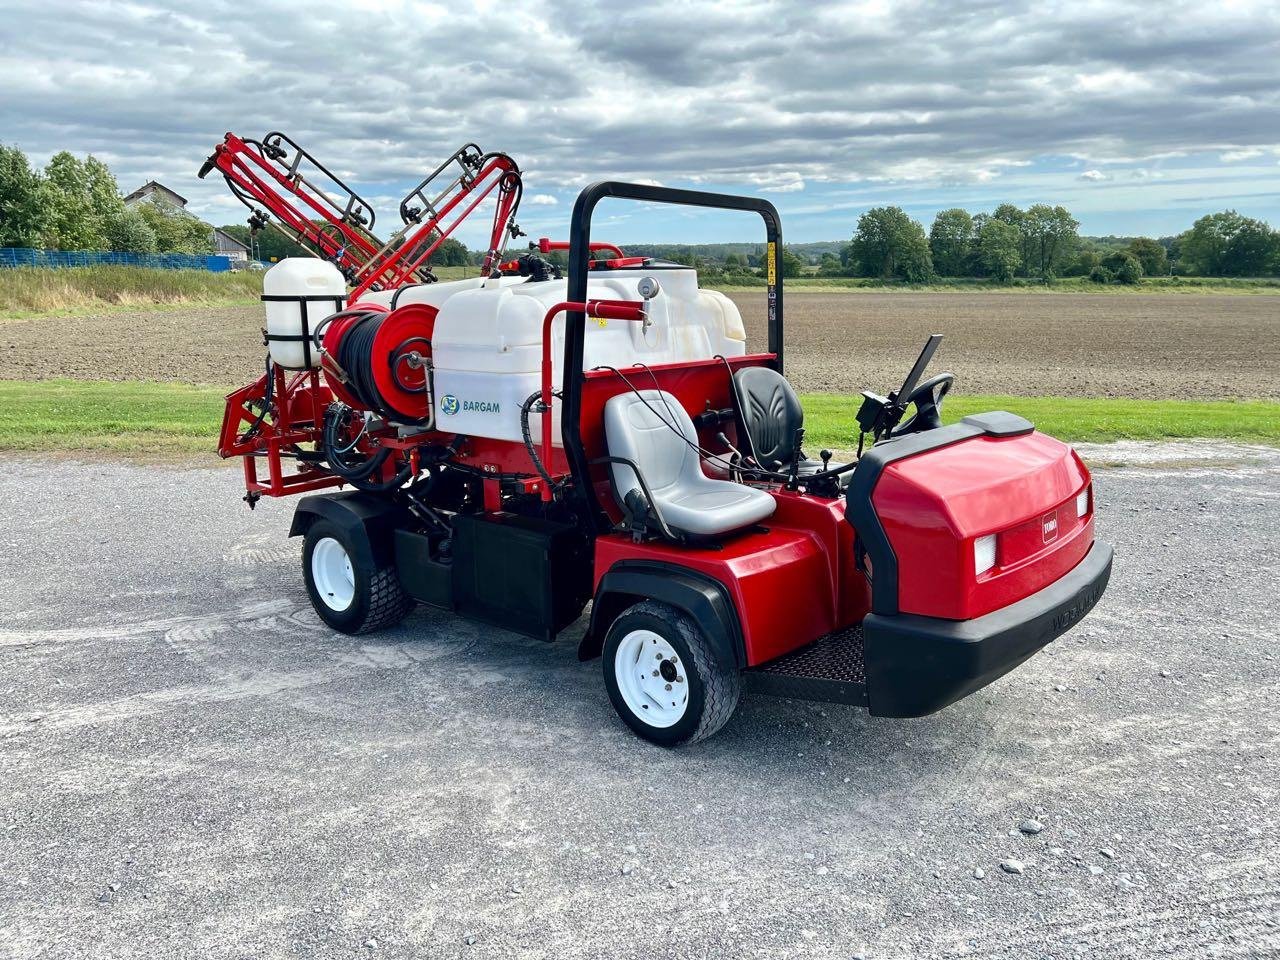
xmin=604 ymin=390 xmax=776 ymax=538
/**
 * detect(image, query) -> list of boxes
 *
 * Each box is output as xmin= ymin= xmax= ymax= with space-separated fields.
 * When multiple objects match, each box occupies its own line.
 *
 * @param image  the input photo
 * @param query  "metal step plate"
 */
xmin=743 ymin=625 xmax=867 ymax=706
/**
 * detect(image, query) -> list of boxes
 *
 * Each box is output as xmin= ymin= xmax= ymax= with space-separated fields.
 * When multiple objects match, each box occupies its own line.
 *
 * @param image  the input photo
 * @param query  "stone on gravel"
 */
xmin=1000 ymin=859 xmax=1025 ymax=875
xmin=973 ymin=868 xmax=986 ymax=880
xmin=1100 ymin=848 xmax=1116 ymax=860
xmin=1019 ymin=819 xmax=1044 ymax=835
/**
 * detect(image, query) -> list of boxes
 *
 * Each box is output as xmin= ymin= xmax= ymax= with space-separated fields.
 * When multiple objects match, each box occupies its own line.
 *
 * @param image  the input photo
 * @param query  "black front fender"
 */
xmin=581 ymin=561 xmax=745 ymax=673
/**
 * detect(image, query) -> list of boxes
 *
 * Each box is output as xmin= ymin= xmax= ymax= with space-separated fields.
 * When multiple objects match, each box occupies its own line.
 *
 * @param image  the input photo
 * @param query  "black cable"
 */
xmin=592 ymin=365 xmax=791 ymax=482
xmin=237 ymin=355 xmax=274 ymax=444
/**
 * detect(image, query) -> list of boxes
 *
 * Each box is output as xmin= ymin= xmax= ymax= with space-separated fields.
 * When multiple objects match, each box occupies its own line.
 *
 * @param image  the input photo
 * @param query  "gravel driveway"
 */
xmin=1 ymin=443 xmax=1277 ymax=959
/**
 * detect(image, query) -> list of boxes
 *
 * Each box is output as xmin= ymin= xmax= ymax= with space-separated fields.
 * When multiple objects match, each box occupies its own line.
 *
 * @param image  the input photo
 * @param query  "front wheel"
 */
xmin=302 ymin=519 xmax=412 ymax=634
xmin=602 ymin=600 xmax=741 ymax=746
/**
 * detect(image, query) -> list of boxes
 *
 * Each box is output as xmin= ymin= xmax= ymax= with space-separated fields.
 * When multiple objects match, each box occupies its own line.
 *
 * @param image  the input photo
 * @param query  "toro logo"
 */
xmin=440 ymin=394 xmax=460 ymax=416
xmin=1042 ymin=512 xmax=1059 ymax=544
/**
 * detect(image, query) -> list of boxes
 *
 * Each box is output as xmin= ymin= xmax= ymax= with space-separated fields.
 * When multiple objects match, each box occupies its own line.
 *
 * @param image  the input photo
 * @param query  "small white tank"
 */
xmin=262 ymin=258 xmax=347 ymax=369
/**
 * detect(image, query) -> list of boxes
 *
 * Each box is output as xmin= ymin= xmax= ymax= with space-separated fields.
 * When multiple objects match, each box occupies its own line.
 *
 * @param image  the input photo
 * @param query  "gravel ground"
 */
xmin=3 ymin=292 xmax=1277 ymax=399
xmin=1 ymin=444 xmax=1278 ymax=959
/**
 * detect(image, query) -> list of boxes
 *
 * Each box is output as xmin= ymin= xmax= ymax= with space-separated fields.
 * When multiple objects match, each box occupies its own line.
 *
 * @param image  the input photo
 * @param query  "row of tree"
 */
xmin=827 ymin=204 xmax=1280 ymax=283
xmin=0 ymin=146 xmax=211 ymax=254
xmin=6 ymin=146 xmax=1279 ymax=282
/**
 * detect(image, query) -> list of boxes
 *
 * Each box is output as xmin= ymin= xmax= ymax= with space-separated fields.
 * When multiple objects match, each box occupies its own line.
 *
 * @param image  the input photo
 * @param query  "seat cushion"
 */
xmin=604 ymin=389 xmax=777 ymax=538
xmin=660 ymin=481 xmax=777 ymax=537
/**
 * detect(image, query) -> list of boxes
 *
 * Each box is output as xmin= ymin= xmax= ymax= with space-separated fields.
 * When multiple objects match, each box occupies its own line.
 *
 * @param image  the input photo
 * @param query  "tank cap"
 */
xmin=637 ymin=276 xmax=661 ymax=300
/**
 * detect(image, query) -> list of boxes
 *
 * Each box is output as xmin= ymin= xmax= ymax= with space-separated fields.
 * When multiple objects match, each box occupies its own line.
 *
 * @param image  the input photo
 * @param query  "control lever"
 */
xmin=787 ymin=427 xmax=805 ymax=486
xmin=716 ymin=431 xmax=745 ymax=462
xmin=820 ymin=450 xmax=832 ymax=471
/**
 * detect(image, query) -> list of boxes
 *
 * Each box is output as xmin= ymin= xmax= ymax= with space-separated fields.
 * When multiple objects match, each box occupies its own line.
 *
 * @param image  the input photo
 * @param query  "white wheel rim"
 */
xmin=614 ymin=629 xmax=689 ymax=728
xmin=311 ymin=537 xmax=355 ymax=612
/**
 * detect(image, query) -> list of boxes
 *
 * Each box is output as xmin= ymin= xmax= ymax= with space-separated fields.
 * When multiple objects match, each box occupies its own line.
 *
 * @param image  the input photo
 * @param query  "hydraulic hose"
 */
xmin=521 ymin=390 xmax=559 ymax=492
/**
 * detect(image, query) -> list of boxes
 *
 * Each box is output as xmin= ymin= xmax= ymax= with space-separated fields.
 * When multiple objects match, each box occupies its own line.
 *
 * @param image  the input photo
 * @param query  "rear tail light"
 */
xmin=1076 ymin=486 xmax=1090 ymax=518
xmin=974 ymin=534 xmax=997 ymax=576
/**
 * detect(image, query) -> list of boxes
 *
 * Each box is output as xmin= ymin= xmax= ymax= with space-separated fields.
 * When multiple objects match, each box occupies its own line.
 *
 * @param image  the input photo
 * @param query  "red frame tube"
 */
xmin=211 ymin=134 xmax=383 ymax=279
xmin=539 ymin=299 xmax=647 ymax=501
xmin=350 ymin=154 xmax=522 ymax=299
xmin=538 ymin=237 xmax=626 ymax=259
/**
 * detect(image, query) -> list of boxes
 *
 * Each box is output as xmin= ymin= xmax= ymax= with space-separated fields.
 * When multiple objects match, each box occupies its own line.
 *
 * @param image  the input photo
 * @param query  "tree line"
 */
xmin=822 ymin=204 xmax=1280 ymax=283
xmin=0 ymin=146 xmax=212 ymax=254
xmin=5 ymin=145 xmax=1279 ymax=281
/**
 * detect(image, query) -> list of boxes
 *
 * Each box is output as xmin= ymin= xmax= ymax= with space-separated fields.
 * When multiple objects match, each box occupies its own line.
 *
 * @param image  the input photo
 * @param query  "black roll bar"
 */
xmin=562 ymin=181 xmax=784 ymax=532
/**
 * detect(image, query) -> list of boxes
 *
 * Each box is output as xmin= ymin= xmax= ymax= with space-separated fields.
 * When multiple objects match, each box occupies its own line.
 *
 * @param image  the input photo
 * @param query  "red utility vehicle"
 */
xmin=206 ymin=134 xmax=1111 ymax=745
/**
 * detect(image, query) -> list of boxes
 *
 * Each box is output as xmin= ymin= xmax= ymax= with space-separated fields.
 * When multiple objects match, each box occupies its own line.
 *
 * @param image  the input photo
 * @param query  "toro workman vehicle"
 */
xmin=203 ymin=131 xmax=1112 ymax=746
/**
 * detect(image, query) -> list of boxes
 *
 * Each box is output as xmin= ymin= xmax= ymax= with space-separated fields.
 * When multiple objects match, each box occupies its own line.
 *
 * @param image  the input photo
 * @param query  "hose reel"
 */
xmin=320 ymin=303 xmax=438 ymax=424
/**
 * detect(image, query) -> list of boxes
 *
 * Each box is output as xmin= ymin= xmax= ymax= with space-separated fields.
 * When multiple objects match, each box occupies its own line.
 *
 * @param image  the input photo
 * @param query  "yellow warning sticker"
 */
xmin=767 ymin=242 xmax=777 ymax=285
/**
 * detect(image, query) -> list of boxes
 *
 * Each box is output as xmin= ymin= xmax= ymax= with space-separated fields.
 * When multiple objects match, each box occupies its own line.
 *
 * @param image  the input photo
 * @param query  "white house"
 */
xmin=212 ymin=227 xmax=250 ymax=263
xmin=123 ymin=181 xmax=189 ymax=209
xmin=124 ymin=180 xmax=249 ymax=263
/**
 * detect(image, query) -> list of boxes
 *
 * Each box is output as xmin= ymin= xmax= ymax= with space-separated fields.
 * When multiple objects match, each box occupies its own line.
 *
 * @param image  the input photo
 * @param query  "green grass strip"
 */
xmin=0 ymin=380 xmax=1276 ymax=456
xmin=803 ymin=394 xmax=1280 ymax=448
xmin=0 ymin=379 xmax=227 ymax=454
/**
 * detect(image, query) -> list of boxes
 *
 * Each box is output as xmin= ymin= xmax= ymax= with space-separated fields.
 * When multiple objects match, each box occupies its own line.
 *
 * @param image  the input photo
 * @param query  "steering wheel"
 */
xmin=889 ymin=373 xmax=955 ymax=437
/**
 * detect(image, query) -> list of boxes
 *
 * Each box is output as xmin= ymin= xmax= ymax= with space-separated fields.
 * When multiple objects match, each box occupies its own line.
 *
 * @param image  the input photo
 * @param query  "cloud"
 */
xmin=1 ymin=0 xmax=1278 ymax=235
xmin=1078 ymin=170 xmax=1109 ymax=182
xmin=527 ymin=194 xmax=558 ymax=206
xmin=1220 ymin=148 xmax=1263 ymax=162
xmin=747 ymin=171 xmax=805 ymax=193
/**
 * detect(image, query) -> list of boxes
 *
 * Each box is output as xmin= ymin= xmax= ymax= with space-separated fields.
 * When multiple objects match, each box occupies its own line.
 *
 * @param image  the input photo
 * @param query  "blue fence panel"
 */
xmin=0 ymin=248 xmax=232 ymax=272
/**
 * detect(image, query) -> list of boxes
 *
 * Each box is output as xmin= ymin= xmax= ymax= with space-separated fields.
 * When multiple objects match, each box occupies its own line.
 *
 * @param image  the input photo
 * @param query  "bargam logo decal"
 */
xmin=440 ymin=394 xmax=459 ymax=416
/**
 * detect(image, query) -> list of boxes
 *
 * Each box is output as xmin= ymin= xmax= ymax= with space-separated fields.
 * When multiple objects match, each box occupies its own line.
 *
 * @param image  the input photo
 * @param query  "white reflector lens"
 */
xmin=1076 ymin=487 xmax=1090 ymax=518
xmin=974 ymin=534 xmax=997 ymax=575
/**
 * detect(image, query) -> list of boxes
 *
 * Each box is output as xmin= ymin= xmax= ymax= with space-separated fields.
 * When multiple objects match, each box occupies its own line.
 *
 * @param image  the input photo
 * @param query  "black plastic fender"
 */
xmin=580 ymin=560 xmax=745 ymax=673
xmin=288 ymin=492 xmax=409 ymax=570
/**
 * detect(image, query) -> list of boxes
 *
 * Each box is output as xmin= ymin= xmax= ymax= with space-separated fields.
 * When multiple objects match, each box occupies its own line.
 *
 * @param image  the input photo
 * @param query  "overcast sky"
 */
xmin=3 ymin=0 xmax=1278 ymax=245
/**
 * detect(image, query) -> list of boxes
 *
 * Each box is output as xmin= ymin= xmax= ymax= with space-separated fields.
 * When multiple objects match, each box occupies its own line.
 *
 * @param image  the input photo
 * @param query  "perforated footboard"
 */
xmin=744 ymin=625 xmax=868 ymax=706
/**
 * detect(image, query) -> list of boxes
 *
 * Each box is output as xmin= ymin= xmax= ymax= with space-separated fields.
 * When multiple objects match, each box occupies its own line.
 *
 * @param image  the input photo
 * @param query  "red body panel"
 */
xmin=594 ymin=490 xmax=869 ymax=666
xmin=873 ymin=433 xmax=1092 ymax=620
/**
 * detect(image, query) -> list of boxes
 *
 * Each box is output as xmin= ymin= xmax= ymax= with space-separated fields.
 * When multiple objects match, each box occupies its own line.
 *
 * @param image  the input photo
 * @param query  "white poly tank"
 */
xmin=261 ymin=258 xmax=347 ymax=369
xmin=429 ymin=270 xmax=747 ymax=443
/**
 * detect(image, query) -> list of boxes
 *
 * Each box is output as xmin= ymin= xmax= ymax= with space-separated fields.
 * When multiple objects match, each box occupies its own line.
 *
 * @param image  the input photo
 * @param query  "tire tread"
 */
xmin=358 ymin=566 xmax=413 ymax=633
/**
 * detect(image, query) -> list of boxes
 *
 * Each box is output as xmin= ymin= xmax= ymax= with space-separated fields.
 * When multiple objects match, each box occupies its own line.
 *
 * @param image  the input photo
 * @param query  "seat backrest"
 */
xmin=733 ymin=366 xmax=804 ymax=471
xmin=603 ymin=390 xmax=699 ymax=502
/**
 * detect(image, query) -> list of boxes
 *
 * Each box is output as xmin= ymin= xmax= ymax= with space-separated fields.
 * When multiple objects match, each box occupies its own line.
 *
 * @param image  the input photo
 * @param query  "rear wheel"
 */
xmin=602 ymin=600 xmax=740 ymax=746
xmin=302 ymin=519 xmax=412 ymax=634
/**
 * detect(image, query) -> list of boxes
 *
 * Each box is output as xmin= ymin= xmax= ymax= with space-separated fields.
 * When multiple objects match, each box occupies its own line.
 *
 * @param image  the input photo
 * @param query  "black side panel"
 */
xmin=393 ymin=529 xmax=453 ymax=609
xmin=583 ymin=561 xmax=745 ymax=672
xmin=451 ymin=513 xmax=591 ymax=641
xmin=289 ymin=492 xmax=409 ymax=569
xmin=844 ymin=411 xmax=1035 ymax=615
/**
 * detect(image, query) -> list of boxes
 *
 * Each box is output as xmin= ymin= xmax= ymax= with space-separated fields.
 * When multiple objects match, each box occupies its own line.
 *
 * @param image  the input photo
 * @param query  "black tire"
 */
xmin=602 ymin=600 xmax=740 ymax=747
xmin=301 ymin=519 xmax=412 ymax=634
